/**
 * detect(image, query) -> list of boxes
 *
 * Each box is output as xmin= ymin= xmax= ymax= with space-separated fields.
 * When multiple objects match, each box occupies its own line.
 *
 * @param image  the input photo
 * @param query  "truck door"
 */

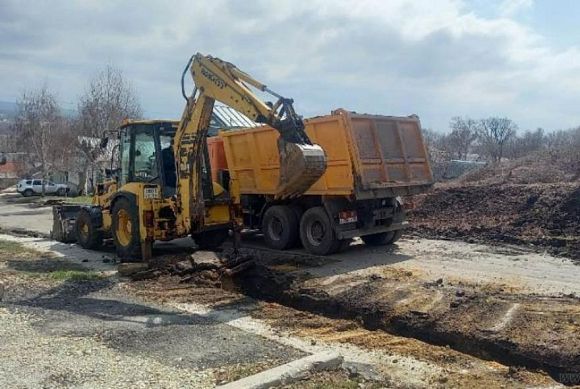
xmin=32 ymin=180 xmax=42 ymax=194
xmin=45 ymin=181 xmax=57 ymax=194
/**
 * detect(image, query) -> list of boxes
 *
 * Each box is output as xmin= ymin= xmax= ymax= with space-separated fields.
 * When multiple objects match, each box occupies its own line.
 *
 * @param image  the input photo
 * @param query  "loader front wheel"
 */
xmin=75 ymin=209 xmax=103 ymax=250
xmin=262 ymin=205 xmax=299 ymax=250
xmin=112 ymin=198 xmax=141 ymax=262
xmin=299 ymin=206 xmax=341 ymax=255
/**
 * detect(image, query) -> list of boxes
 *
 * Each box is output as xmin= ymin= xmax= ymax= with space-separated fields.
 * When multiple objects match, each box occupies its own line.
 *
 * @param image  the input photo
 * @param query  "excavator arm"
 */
xmin=174 ymin=53 xmax=327 ymax=231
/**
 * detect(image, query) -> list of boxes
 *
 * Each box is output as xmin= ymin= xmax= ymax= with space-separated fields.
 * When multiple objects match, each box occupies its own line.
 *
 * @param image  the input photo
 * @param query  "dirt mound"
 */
xmin=409 ymin=183 xmax=580 ymax=260
xmin=461 ymin=149 xmax=580 ymax=185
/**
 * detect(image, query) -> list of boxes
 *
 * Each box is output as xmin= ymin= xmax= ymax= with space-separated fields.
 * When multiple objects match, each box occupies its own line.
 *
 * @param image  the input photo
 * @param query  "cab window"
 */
xmin=119 ymin=130 xmax=131 ymax=186
xmin=133 ymin=130 xmax=158 ymax=182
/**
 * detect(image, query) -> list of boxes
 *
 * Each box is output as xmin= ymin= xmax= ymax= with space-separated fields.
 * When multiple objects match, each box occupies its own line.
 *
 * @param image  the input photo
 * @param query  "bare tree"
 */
xmin=506 ymin=128 xmax=545 ymax=159
xmin=421 ymin=128 xmax=448 ymax=163
xmin=477 ymin=117 xmax=517 ymax=162
xmin=13 ymin=86 xmax=64 ymax=195
xmin=446 ymin=117 xmax=478 ymax=160
xmin=76 ymin=65 xmax=142 ymax=193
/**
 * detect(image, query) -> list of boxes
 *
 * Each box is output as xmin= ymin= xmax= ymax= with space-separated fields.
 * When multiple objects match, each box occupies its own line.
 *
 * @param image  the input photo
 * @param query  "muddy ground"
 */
xmin=126 ymin=268 xmax=562 ymax=388
xmin=123 ymin=244 xmax=580 ymax=386
xmin=232 ymin=251 xmax=580 ymax=384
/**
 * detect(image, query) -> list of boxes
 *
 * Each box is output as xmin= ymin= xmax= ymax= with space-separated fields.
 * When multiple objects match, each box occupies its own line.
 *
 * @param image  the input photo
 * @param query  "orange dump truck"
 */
xmin=209 ymin=109 xmax=433 ymax=255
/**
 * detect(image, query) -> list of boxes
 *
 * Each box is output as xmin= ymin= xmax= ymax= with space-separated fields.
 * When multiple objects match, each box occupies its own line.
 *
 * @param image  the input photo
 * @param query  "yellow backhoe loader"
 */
xmin=52 ymin=53 xmax=327 ymax=261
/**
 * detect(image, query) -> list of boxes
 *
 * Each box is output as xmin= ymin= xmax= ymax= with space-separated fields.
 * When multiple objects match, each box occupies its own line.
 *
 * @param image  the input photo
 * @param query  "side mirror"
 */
xmin=99 ymin=137 xmax=109 ymax=149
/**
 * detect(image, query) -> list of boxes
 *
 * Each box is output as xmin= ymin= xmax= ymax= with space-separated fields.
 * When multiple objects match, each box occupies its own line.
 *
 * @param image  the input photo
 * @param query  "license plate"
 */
xmin=144 ymin=187 xmax=159 ymax=199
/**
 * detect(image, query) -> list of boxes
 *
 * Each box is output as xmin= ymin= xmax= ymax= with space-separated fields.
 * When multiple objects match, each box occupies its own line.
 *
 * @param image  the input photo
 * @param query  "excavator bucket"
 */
xmin=276 ymin=139 xmax=327 ymax=199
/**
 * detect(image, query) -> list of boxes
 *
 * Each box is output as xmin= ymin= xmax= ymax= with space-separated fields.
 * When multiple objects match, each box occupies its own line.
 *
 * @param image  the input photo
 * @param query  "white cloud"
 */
xmin=499 ymin=0 xmax=534 ymax=16
xmin=0 ymin=0 xmax=578 ymax=131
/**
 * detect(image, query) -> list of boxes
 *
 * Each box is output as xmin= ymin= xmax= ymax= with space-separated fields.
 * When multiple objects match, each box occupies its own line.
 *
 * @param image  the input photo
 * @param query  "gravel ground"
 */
xmin=0 ymin=245 xmax=305 ymax=388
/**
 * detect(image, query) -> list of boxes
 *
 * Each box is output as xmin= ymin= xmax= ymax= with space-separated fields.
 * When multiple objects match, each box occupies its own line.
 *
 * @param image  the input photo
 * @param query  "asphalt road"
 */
xmin=0 ymin=191 xmax=53 ymax=235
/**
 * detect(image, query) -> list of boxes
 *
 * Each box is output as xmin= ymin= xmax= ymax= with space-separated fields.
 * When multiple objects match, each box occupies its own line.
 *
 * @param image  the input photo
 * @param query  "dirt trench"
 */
xmin=228 ymin=254 xmax=580 ymax=385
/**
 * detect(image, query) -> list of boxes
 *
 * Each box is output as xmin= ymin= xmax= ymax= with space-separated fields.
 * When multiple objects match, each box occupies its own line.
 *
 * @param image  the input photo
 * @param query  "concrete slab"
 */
xmin=217 ymin=351 xmax=343 ymax=389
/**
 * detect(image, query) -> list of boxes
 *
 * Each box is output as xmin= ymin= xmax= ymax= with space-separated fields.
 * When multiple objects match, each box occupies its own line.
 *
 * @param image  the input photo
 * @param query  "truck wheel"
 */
xmin=75 ymin=209 xmax=103 ymax=250
xmin=193 ymin=228 xmax=229 ymax=250
xmin=362 ymin=230 xmax=403 ymax=246
xmin=112 ymin=198 xmax=141 ymax=262
xmin=262 ymin=205 xmax=299 ymax=250
xmin=57 ymin=188 xmax=66 ymax=196
xmin=299 ymin=206 xmax=341 ymax=255
xmin=23 ymin=189 xmax=33 ymax=197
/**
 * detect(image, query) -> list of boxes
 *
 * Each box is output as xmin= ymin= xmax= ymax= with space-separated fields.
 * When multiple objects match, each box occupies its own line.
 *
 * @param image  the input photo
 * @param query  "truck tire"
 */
xmin=362 ymin=230 xmax=403 ymax=246
xmin=23 ymin=189 xmax=33 ymax=197
xmin=193 ymin=228 xmax=229 ymax=250
xmin=262 ymin=205 xmax=299 ymax=250
xmin=57 ymin=188 xmax=66 ymax=196
xmin=111 ymin=197 xmax=141 ymax=262
xmin=75 ymin=209 xmax=103 ymax=250
xmin=299 ymin=206 xmax=341 ymax=255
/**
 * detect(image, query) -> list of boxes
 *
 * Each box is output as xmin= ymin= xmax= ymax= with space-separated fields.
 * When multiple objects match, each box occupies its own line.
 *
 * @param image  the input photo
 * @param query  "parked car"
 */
xmin=16 ymin=179 xmax=69 ymax=197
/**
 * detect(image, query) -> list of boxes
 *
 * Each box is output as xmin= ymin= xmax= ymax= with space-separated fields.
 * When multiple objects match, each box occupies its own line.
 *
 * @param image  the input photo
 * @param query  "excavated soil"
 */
xmin=409 ymin=182 xmax=580 ymax=260
xmin=234 ymin=256 xmax=580 ymax=385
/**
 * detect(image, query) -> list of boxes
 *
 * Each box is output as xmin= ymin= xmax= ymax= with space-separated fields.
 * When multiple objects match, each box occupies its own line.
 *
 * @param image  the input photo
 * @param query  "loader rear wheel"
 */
xmin=262 ymin=205 xmax=299 ymax=250
xmin=362 ymin=230 xmax=403 ymax=246
xmin=193 ymin=228 xmax=229 ymax=250
xmin=299 ymin=206 xmax=341 ymax=255
xmin=75 ymin=209 xmax=103 ymax=250
xmin=112 ymin=198 xmax=141 ymax=262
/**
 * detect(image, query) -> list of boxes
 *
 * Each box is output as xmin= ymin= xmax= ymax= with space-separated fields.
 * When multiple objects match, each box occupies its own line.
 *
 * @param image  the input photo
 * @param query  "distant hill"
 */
xmin=0 ymin=100 xmax=75 ymax=118
xmin=0 ymin=101 xmax=17 ymax=118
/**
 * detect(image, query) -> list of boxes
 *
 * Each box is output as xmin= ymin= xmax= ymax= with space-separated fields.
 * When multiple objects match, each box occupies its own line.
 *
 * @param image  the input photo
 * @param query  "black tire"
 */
xmin=361 ymin=230 xmax=403 ymax=246
xmin=23 ymin=189 xmax=33 ymax=197
xmin=57 ymin=188 xmax=66 ymax=196
xmin=193 ymin=228 xmax=229 ymax=250
xmin=299 ymin=206 xmax=341 ymax=255
xmin=75 ymin=209 xmax=103 ymax=250
xmin=262 ymin=205 xmax=299 ymax=250
xmin=111 ymin=197 xmax=141 ymax=262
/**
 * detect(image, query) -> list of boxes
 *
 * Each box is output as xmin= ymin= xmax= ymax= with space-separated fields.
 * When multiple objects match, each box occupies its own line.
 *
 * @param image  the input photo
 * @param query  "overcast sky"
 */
xmin=1 ymin=0 xmax=579 ymax=131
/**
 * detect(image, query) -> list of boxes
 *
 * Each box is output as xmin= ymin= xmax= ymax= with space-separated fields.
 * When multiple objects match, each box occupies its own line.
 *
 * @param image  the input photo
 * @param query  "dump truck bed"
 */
xmin=217 ymin=109 xmax=433 ymax=199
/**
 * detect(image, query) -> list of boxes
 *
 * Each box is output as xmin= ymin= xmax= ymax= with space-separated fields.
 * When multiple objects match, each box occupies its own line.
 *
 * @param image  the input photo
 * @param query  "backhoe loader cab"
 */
xmin=116 ymin=121 xmax=178 ymax=196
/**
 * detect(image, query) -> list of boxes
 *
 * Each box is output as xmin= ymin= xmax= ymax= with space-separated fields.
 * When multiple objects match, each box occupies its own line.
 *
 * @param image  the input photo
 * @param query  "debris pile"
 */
xmin=460 ymin=149 xmax=580 ymax=185
xmin=409 ymin=182 xmax=580 ymax=260
xmin=119 ymin=249 xmax=255 ymax=285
